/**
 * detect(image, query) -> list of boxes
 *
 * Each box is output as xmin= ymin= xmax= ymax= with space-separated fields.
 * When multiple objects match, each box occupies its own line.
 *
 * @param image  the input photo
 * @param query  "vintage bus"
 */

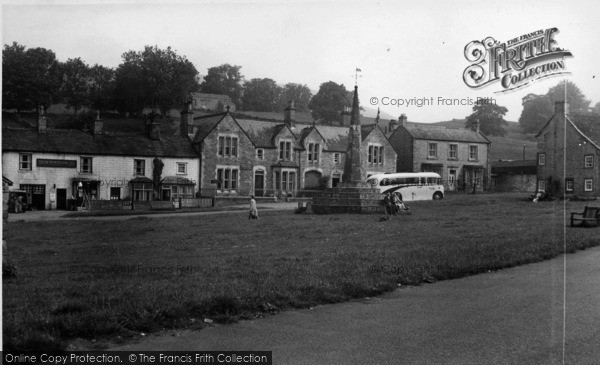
xmin=366 ymin=172 xmax=445 ymax=201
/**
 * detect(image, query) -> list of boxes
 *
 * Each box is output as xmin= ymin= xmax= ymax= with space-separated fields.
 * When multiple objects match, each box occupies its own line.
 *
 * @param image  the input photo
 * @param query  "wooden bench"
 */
xmin=571 ymin=206 xmax=600 ymax=227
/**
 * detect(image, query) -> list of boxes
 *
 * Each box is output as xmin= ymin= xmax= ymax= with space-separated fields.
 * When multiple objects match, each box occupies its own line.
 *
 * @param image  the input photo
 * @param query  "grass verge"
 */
xmin=3 ymin=193 xmax=599 ymax=350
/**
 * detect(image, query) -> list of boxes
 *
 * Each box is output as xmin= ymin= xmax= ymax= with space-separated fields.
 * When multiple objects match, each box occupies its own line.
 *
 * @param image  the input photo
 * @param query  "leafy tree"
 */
xmin=278 ymin=83 xmax=312 ymax=112
xmin=308 ymin=81 xmax=349 ymax=122
xmin=88 ymin=65 xmax=115 ymax=113
xmin=60 ymin=58 xmax=92 ymax=113
xmin=200 ymin=64 xmax=244 ymax=108
xmin=518 ymin=93 xmax=552 ymax=134
xmin=465 ymin=103 xmax=509 ymax=137
xmin=591 ymin=101 xmax=600 ymax=115
xmin=114 ymin=45 xmax=199 ymax=116
xmin=242 ymin=78 xmax=282 ymax=111
xmin=546 ymin=81 xmax=590 ymax=113
xmin=2 ymin=42 xmax=62 ymax=112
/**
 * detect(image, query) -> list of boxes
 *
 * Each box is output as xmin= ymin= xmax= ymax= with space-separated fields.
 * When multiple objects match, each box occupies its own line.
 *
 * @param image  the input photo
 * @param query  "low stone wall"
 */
xmin=181 ymin=197 xmax=214 ymax=208
xmin=89 ymin=200 xmax=124 ymax=211
xmin=214 ymin=196 xmax=278 ymax=207
xmin=132 ymin=201 xmax=151 ymax=211
xmin=150 ymin=201 xmax=175 ymax=210
xmin=312 ymin=187 xmax=385 ymax=214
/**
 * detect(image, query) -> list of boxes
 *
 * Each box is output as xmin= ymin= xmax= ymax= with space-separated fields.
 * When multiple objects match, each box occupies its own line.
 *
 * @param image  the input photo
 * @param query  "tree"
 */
xmin=546 ymin=81 xmax=591 ymax=113
xmin=2 ymin=42 xmax=62 ymax=112
xmin=113 ymin=45 xmax=200 ymax=116
xmin=200 ymin=64 xmax=244 ymax=108
xmin=465 ymin=103 xmax=509 ymax=137
xmin=591 ymin=101 xmax=600 ymax=115
xmin=277 ymin=83 xmax=312 ymax=112
xmin=60 ymin=58 xmax=92 ymax=113
xmin=241 ymin=78 xmax=282 ymax=111
xmin=88 ymin=64 xmax=115 ymax=113
xmin=308 ymin=81 xmax=349 ymax=122
xmin=518 ymin=93 xmax=553 ymax=134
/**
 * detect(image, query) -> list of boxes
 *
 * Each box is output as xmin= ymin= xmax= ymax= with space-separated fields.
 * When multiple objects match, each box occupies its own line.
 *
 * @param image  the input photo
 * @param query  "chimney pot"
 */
xmin=180 ymin=101 xmax=194 ymax=137
xmin=284 ymin=100 xmax=296 ymax=128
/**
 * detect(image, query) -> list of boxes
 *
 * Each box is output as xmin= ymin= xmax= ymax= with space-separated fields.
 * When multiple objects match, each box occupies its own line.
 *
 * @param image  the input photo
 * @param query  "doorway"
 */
xmin=56 ymin=188 xmax=67 ymax=210
xmin=254 ymin=170 xmax=265 ymax=197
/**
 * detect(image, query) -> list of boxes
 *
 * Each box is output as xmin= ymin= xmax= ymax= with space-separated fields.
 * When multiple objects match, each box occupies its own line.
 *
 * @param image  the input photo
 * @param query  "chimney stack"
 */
xmin=92 ymin=110 xmax=103 ymax=135
xmin=389 ymin=119 xmax=398 ymax=132
xmin=37 ymin=106 xmax=47 ymax=133
xmin=554 ymin=100 xmax=569 ymax=115
xmin=475 ymin=119 xmax=481 ymax=133
xmin=399 ymin=114 xmax=407 ymax=126
xmin=284 ymin=100 xmax=296 ymax=129
xmin=180 ymin=101 xmax=194 ymax=137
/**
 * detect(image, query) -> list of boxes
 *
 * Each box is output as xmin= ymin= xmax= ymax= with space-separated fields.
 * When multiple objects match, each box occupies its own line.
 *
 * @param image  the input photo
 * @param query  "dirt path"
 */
xmin=111 ymin=246 xmax=600 ymax=364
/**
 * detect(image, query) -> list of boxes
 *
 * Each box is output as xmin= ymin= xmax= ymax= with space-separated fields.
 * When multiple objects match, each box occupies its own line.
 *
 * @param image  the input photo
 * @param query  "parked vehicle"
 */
xmin=366 ymin=172 xmax=445 ymax=201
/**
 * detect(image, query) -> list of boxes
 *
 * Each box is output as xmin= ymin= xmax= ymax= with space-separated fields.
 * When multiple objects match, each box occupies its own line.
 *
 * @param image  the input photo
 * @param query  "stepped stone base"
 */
xmin=312 ymin=184 xmax=385 ymax=214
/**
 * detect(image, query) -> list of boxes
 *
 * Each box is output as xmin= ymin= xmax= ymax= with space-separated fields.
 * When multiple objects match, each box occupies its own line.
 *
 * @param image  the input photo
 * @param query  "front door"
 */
xmin=447 ymin=169 xmax=457 ymax=191
xmin=56 ymin=189 xmax=67 ymax=210
xmin=254 ymin=171 xmax=264 ymax=197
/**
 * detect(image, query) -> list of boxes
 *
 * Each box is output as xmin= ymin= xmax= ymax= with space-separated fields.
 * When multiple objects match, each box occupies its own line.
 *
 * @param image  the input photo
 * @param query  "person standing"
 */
xmin=249 ymin=195 xmax=259 ymax=220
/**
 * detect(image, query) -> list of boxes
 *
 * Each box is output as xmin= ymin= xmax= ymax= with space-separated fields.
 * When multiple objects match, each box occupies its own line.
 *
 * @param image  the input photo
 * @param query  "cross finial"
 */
xmin=226 ymin=105 xmax=230 ymax=112
xmin=355 ymin=67 xmax=362 ymax=87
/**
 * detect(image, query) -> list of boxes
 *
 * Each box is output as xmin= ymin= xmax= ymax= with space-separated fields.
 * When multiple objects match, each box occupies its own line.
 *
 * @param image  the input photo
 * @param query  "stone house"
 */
xmin=536 ymin=101 xmax=600 ymax=197
xmin=183 ymin=87 xmax=397 ymax=197
xmin=2 ymin=112 xmax=199 ymax=210
xmin=388 ymin=116 xmax=491 ymax=191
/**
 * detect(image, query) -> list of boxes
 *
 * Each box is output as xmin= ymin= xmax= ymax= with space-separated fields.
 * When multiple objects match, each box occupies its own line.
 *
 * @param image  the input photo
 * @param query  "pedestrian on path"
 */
xmin=249 ymin=195 xmax=259 ymax=220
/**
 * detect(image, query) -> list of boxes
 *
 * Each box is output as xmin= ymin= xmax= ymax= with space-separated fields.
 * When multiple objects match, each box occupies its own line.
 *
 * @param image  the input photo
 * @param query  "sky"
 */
xmin=2 ymin=0 xmax=599 ymax=123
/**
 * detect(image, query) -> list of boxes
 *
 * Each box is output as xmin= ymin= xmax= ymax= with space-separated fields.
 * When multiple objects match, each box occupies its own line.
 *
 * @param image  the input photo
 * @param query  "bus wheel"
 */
xmin=433 ymin=192 xmax=443 ymax=200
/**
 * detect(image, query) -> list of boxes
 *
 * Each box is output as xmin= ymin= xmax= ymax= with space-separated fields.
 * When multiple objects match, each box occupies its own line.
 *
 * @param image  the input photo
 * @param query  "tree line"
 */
xmin=2 ymin=42 xmax=356 ymax=122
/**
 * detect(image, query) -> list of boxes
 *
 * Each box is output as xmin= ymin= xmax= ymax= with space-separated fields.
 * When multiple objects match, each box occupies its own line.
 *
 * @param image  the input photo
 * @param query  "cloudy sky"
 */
xmin=2 ymin=0 xmax=599 ymax=123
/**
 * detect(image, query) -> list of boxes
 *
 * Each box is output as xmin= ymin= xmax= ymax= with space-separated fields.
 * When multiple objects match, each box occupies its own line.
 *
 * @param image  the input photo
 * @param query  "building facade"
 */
xmin=2 ymin=113 xmax=199 ymax=210
xmin=536 ymin=101 xmax=600 ymax=197
xmin=388 ymin=115 xmax=491 ymax=191
xmin=491 ymin=160 xmax=537 ymax=192
xmin=183 ymin=90 xmax=397 ymax=197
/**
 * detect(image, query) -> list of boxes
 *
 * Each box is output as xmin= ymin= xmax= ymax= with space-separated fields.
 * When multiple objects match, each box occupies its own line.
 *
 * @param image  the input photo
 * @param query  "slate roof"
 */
xmin=491 ymin=160 xmax=537 ymax=174
xmin=568 ymin=113 xmax=600 ymax=149
xmin=235 ymin=119 xmax=281 ymax=148
xmin=2 ymin=127 xmax=197 ymax=158
xmin=161 ymin=176 xmax=195 ymax=185
xmin=192 ymin=113 xmax=227 ymax=144
xmin=311 ymin=125 xmax=349 ymax=152
xmin=401 ymin=122 xmax=490 ymax=143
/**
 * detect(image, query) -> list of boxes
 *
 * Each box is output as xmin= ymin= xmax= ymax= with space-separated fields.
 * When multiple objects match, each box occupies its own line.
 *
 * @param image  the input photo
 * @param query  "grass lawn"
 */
xmin=3 ymin=193 xmax=599 ymax=350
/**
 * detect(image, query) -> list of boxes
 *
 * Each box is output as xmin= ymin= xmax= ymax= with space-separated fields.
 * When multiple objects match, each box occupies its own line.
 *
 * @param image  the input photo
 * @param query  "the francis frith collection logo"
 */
xmin=463 ymin=27 xmax=572 ymax=92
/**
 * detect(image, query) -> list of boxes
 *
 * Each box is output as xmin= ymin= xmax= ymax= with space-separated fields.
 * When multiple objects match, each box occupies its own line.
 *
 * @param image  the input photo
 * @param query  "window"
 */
xmin=177 ymin=163 xmax=187 ymax=175
xmin=275 ymin=170 xmax=295 ymax=192
xmin=134 ymin=159 xmax=145 ymax=175
xmin=584 ymin=155 xmax=594 ymax=168
xmin=538 ymin=153 xmax=546 ymax=166
xmin=584 ymin=179 xmax=593 ymax=192
xmin=538 ymin=180 xmax=546 ymax=192
xmin=80 ymin=157 xmax=93 ymax=173
xmin=428 ymin=143 xmax=438 ymax=159
xmin=279 ymin=141 xmax=292 ymax=161
xmin=132 ymin=182 xmax=153 ymax=201
xmin=218 ymin=136 xmax=238 ymax=157
xmin=333 ymin=153 xmax=340 ymax=164
xmin=368 ymin=145 xmax=383 ymax=165
xmin=110 ymin=187 xmax=121 ymax=200
xmin=308 ymin=143 xmax=320 ymax=163
xmin=170 ymin=185 xmax=194 ymax=200
xmin=19 ymin=154 xmax=32 ymax=170
xmin=469 ymin=145 xmax=479 ymax=161
xmin=565 ymin=178 xmax=574 ymax=192
xmin=448 ymin=144 xmax=458 ymax=160
xmin=216 ymin=167 xmax=239 ymax=193
xmin=256 ymin=149 xmax=264 ymax=160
